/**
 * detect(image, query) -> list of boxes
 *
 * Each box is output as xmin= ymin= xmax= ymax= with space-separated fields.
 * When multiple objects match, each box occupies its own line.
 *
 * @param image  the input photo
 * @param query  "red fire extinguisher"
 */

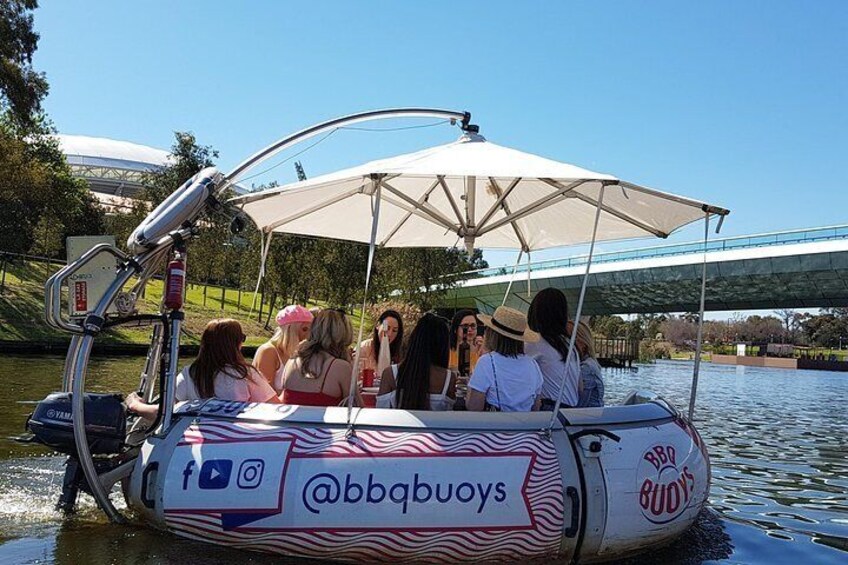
xmin=164 ymin=245 xmax=186 ymax=310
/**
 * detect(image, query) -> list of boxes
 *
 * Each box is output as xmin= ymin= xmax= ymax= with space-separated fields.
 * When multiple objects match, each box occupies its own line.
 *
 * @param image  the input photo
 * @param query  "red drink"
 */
xmin=361 ymin=368 xmax=375 ymax=388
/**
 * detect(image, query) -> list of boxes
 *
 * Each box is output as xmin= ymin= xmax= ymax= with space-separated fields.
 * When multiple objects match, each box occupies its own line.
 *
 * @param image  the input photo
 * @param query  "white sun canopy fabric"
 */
xmin=231 ymin=133 xmax=729 ymax=250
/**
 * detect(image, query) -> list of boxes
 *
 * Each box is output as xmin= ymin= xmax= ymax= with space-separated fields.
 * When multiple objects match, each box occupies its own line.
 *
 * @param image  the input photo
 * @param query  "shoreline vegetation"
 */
xmin=5 ymin=260 xmax=848 ymax=363
xmin=0 ymin=257 xmax=371 ymax=352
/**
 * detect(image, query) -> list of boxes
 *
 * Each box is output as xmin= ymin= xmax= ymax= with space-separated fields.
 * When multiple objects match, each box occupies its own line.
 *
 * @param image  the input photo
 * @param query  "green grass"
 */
xmin=0 ymin=259 xmax=370 ymax=347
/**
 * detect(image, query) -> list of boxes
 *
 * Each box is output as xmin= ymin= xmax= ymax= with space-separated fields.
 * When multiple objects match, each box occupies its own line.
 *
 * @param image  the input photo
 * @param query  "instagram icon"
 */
xmin=237 ymin=459 xmax=265 ymax=489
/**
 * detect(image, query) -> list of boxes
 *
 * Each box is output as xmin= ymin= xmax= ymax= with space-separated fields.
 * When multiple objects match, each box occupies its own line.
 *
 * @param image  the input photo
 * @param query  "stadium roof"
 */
xmin=57 ymin=134 xmax=246 ymax=200
xmin=57 ymin=134 xmax=172 ymax=173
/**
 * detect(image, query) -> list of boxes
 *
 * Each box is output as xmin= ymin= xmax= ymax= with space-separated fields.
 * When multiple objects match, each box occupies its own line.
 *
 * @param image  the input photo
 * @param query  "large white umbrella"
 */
xmin=229 ymin=122 xmax=729 ymax=427
xmin=231 ymin=131 xmax=728 ymax=253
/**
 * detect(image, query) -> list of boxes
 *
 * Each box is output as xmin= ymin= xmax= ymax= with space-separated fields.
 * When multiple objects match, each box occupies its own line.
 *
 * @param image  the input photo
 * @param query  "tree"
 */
xmin=774 ymin=308 xmax=797 ymax=341
xmin=0 ymin=1 xmax=48 ymax=129
xmin=661 ymin=316 xmax=697 ymax=347
xmin=0 ymin=3 xmax=105 ymax=256
xmin=0 ymin=119 xmax=105 ymax=255
xmin=637 ymin=313 xmax=667 ymax=340
xmin=140 ymin=132 xmax=218 ymax=207
xmin=800 ymin=309 xmax=848 ymax=347
xmin=590 ymin=315 xmax=626 ymax=338
xmin=374 ymin=247 xmax=487 ymax=310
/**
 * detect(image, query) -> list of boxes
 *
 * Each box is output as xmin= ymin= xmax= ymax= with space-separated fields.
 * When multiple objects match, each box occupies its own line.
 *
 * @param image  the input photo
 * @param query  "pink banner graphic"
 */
xmin=163 ymin=421 xmax=564 ymax=562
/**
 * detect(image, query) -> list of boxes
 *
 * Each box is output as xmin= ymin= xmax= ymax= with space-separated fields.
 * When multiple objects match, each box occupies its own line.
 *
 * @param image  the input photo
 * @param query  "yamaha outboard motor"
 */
xmin=26 ymin=392 xmax=127 ymax=512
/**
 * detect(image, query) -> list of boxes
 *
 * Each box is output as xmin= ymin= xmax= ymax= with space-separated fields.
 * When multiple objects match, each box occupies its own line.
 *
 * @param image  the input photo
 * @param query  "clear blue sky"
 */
xmin=32 ymin=1 xmax=848 ymax=270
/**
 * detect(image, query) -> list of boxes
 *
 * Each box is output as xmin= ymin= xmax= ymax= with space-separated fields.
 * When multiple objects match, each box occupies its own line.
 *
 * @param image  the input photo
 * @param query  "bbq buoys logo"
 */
xmin=637 ymin=444 xmax=695 ymax=524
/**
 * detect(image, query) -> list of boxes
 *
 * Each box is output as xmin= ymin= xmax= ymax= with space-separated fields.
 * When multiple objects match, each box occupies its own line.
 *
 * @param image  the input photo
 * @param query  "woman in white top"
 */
xmin=127 ymin=319 xmax=279 ymax=420
xmin=525 ymin=288 xmax=582 ymax=409
xmin=376 ymin=313 xmax=455 ymax=411
xmin=253 ymin=305 xmax=314 ymax=393
xmin=467 ymin=306 xmax=544 ymax=413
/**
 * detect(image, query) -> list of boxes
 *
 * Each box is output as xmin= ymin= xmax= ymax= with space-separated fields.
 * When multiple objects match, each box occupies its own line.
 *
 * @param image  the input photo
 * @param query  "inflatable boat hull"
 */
xmin=127 ymin=397 xmax=709 ymax=562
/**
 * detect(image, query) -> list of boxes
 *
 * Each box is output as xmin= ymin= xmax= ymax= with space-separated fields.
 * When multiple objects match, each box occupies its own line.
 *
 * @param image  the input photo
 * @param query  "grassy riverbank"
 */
xmin=0 ymin=260 xmax=369 ymax=348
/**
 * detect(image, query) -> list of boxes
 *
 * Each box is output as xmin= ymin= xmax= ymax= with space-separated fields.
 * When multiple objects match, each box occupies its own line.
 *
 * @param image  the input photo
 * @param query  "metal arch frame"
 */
xmin=224 ymin=108 xmax=472 ymax=193
xmin=47 ymin=108 xmax=472 ymax=523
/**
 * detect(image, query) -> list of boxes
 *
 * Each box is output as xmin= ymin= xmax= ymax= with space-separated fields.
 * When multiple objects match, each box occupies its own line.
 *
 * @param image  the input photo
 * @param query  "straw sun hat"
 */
xmin=478 ymin=306 xmax=540 ymax=343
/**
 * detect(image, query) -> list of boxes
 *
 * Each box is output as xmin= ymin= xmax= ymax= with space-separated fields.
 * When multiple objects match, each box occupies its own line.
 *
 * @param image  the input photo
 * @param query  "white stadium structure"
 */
xmin=57 ymin=134 xmax=172 ymax=211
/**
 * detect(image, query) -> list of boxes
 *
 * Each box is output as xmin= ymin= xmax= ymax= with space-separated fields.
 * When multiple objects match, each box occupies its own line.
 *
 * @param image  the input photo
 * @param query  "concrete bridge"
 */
xmin=442 ymin=225 xmax=848 ymax=315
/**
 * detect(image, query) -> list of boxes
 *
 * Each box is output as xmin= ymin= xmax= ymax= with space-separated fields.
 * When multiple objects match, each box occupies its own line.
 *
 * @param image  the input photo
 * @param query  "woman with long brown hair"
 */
xmin=127 ymin=319 xmax=279 ymax=418
xmin=376 ymin=313 xmax=455 ymax=411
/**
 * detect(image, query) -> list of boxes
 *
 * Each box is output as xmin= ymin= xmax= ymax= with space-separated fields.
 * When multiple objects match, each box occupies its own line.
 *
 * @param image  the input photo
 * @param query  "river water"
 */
xmin=0 ymin=356 xmax=845 ymax=564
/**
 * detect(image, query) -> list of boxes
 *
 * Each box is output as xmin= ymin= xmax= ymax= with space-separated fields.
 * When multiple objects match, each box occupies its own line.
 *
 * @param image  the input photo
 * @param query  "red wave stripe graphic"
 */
xmin=166 ymin=421 xmax=564 ymax=561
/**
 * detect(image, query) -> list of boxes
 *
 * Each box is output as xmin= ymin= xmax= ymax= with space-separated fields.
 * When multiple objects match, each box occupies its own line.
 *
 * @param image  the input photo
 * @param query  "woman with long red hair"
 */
xmin=127 ymin=318 xmax=279 ymax=419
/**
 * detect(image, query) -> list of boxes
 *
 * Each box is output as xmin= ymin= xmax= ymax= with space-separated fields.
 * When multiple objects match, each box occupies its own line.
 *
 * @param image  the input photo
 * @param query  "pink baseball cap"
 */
xmin=275 ymin=305 xmax=314 ymax=327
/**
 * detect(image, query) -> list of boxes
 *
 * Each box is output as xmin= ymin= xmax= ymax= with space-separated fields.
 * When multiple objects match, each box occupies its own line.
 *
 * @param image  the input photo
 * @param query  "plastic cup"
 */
xmin=362 ymin=368 xmax=375 ymax=388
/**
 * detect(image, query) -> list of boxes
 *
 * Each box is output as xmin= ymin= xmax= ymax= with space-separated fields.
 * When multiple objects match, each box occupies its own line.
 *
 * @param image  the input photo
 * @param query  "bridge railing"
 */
xmin=463 ymin=224 xmax=848 ymax=280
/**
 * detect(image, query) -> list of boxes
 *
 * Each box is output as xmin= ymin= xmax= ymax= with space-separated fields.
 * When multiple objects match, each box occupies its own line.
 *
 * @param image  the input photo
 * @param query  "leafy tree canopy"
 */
xmin=0 ymin=0 xmax=48 ymax=130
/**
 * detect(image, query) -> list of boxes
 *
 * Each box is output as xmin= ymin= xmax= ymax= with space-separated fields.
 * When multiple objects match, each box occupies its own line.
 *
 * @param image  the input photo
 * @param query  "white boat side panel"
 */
xmin=174 ymin=399 xmax=673 ymax=429
xmin=595 ymin=417 xmax=709 ymax=557
xmin=159 ymin=420 xmax=565 ymax=562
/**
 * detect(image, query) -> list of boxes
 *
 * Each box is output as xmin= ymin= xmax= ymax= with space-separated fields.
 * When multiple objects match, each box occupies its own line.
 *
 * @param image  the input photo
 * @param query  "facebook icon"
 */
xmin=197 ymin=459 xmax=233 ymax=490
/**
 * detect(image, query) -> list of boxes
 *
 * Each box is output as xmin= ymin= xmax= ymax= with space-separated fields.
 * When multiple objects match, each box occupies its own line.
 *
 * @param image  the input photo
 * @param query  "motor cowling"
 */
xmin=26 ymin=392 xmax=127 ymax=455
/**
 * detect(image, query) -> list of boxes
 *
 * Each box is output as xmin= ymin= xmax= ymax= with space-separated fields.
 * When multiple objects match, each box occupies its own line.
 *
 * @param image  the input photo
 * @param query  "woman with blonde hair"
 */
xmin=126 ymin=318 xmax=279 ymax=419
xmin=570 ymin=321 xmax=605 ymax=408
xmin=279 ymin=309 xmax=363 ymax=407
xmin=253 ymin=305 xmax=314 ymax=393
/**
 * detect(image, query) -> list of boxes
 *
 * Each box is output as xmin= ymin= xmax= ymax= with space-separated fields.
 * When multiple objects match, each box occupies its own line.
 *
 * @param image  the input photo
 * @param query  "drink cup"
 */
xmin=362 ymin=368 xmax=375 ymax=388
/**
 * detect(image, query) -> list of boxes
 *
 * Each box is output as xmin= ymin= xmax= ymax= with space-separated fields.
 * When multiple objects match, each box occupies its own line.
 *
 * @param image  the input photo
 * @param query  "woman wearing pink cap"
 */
xmin=253 ymin=305 xmax=314 ymax=393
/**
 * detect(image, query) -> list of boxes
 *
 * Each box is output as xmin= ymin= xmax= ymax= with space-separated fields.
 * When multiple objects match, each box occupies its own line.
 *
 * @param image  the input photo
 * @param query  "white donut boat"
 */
xmin=32 ymin=108 xmax=727 ymax=563
xmin=126 ymin=397 xmax=710 ymax=563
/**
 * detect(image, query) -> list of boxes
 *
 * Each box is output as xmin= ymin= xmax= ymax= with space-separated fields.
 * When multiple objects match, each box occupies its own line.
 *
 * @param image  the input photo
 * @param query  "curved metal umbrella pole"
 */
xmin=224 ymin=108 xmax=471 ymax=188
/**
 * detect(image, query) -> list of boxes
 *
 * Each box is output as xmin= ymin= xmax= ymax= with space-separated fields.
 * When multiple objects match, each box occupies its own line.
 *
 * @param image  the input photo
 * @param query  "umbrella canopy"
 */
xmin=231 ymin=132 xmax=729 ymax=251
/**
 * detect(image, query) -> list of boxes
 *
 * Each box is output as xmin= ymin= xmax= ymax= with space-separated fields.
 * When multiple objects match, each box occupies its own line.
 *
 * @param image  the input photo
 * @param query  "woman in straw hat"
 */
xmin=466 ymin=306 xmax=544 ymax=412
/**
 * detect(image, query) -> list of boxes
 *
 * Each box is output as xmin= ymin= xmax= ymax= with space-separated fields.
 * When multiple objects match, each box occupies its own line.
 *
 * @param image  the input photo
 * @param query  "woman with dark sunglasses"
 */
xmin=448 ymin=309 xmax=483 ymax=374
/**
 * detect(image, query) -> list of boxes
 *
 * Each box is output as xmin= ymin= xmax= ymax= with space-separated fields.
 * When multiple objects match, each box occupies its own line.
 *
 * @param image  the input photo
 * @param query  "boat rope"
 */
xmin=339 ymin=119 xmax=451 ymax=132
xmin=687 ymin=211 xmax=711 ymax=420
xmin=501 ymin=249 xmax=524 ymax=305
xmin=526 ymin=250 xmax=531 ymax=298
xmin=346 ymin=178 xmax=383 ymax=437
xmin=237 ymin=129 xmax=339 ymax=184
xmin=546 ymin=183 xmax=607 ymax=432
xmin=249 ymin=230 xmax=274 ymax=317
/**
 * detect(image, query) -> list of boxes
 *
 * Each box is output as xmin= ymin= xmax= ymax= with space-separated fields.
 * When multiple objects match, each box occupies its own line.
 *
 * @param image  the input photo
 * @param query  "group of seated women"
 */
xmin=126 ymin=288 xmax=604 ymax=418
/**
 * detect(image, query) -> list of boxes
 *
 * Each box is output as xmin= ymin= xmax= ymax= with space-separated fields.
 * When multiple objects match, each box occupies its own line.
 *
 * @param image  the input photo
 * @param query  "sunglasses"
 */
xmin=239 ymin=333 xmax=247 ymax=343
xmin=332 ymin=308 xmax=347 ymax=317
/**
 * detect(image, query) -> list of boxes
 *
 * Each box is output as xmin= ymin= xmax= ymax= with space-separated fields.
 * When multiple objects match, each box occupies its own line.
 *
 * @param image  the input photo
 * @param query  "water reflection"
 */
xmin=0 ymin=356 xmax=845 ymax=564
